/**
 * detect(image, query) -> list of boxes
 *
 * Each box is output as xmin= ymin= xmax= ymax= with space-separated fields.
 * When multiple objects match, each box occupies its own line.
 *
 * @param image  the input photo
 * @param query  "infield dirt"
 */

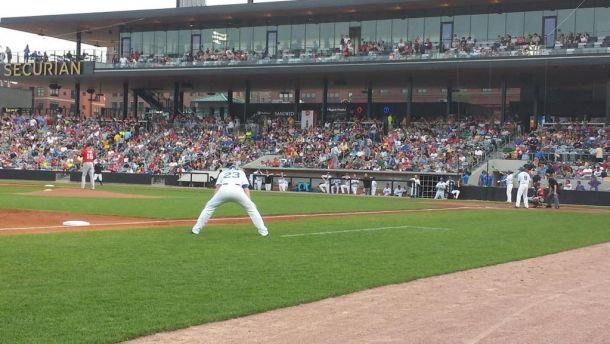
xmin=126 ymin=242 xmax=610 ymax=344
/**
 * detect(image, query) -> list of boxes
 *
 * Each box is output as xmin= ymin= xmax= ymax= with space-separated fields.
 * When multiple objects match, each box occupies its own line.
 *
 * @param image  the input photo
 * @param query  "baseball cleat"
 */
xmin=191 ymin=228 xmax=200 ymax=235
xmin=258 ymin=229 xmax=269 ymax=237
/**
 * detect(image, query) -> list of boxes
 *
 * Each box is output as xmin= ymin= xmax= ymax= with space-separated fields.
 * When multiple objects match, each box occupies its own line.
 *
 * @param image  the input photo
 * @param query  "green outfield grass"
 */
xmin=0 ymin=183 xmax=609 ymax=343
xmin=0 ymin=183 xmax=437 ymax=218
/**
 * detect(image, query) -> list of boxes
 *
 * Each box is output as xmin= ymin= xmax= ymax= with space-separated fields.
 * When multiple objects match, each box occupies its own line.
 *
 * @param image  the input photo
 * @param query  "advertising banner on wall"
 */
xmin=301 ymin=110 xmax=316 ymax=129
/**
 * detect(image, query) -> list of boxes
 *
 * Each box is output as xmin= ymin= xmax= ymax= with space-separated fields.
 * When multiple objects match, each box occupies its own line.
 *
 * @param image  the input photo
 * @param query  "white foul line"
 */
xmin=0 ymin=206 xmax=480 ymax=232
xmin=281 ymin=224 xmax=451 ymax=238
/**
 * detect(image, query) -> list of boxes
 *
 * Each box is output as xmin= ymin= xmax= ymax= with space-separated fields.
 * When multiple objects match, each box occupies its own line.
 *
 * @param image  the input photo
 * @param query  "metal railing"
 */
xmin=243 ymin=172 xmax=461 ymax=199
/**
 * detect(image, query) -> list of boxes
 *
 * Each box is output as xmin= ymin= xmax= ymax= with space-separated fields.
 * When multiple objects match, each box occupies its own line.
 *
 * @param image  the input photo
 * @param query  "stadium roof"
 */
xmin=0 ymin=0 xmax=598 ymax=47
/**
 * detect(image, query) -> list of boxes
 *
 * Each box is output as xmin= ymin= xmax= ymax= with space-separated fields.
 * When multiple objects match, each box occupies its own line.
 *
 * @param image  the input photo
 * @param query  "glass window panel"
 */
xmin=320 ymin=23 xmax=334 ymax=50
xmin=154 ymin=31 xmax=166 ymax=55
xmin=120 ymin=32 xmax=130 ymax=55
xmin=392 ymin=19 xmax=408 ymax=44
xmin=594 ymin=8 xmax=610 ymax=37
xmin=226 ymin=28 xmax=240 ymax=50
xmin=424 ymin=16 xmax=440 ymax=43
xmin=335 ymin=22 xmax=349 ymax=49
xmin=557 ymin=9 xmax=576 ymax=35
xmin=166 ymin=30 xmax=179 ymax=56
xmin=305 ymin=23 xmax=320 ymax=51
xmin=524 ymin=11 xmax=542 ymax=36
xmin=240 ymin=27 xmax=253 ymax=52
xmin=252 ymin=26 xmax=266 ymax=53
xmin=454 ymin=15 xmax=470 ymax=39
xmin=179 ymin=30 xmax=191 ymax=55
xmin=202 ymin=29 xmax=214 ymax=51
xmin=506 ymin=12 xmax=524 ymax=37
xmin=488 ymin=13 xmax=506 ymax=40
xmin=575 ymin=8 xmax=594 ymax=34
xmin=291 ymin=24 xmax=305 ymax=51
xmin=278 ymin=25 xmax=291 ymax=51
xmin=142 ymin=31 xmax=154 ymax=56
xmin=361 ymin=20 xmax=376 ymax=42
xmin=470 ymin=14 xmax=488 ymax=41
xmin=377 ymin=20 xmax=392 ymax=44
xmin=131 ymin=32 xmax=143 ymax=55
xmin=408 ymin=17 xmax=424 ymax=41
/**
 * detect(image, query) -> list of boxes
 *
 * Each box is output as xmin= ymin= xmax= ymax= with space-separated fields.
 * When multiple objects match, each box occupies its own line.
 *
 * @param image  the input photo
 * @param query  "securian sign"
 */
xmin=3 ymin=62 xmax=82 ymax=77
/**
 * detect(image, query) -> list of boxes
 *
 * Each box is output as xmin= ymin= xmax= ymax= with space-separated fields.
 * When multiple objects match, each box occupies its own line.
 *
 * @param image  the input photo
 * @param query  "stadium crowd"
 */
xmin=260 ymin=118 xmax=513 ymax=173
xmin=0 ymin=110 xmax=511 ymax=175
xmin=491 ymin=123 xmax=610 ymax=193
xmin=101 ymin=30 xmax=610 ymax=69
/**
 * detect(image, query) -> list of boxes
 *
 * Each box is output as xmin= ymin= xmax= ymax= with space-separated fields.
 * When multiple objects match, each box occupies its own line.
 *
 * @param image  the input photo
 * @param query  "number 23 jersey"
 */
xmin=217 ymin=170 xmax=250 ymax=188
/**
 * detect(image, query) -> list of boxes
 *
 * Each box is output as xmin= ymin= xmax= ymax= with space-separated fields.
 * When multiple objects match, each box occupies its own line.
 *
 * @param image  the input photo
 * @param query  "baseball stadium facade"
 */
xmin=1 ymin=0 xmax=610 ymax=127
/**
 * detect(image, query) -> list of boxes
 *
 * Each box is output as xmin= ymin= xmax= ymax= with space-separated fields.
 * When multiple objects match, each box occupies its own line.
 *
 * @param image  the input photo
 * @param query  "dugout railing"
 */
xmin=245 ymin=170 xmax=461 ymax=199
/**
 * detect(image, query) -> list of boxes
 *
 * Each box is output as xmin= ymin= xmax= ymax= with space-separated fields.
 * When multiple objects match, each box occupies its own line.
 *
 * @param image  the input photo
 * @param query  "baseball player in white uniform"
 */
xmin=515 ymin=168 xmax=531 ymax=208
xmin=371 ymin=178 xmax=377 ymax=196
xmin=277 ymin=172 xmax=289 ymax=192
xmin=350 ymin=173 xmax=359 ymax=195
xmin=253 ymin=169 xmax=263 ymax=191
xmin=434 ymin=179 xmax=446 ymax=199
xmin=383 ymin=184 xmax=392 ymax=196
xmin=504 ymin=171 xmax=514 ymax=202
xmin=192 ymin=168 xmax=269 ymax=236
xmin=319 ymin=172 xmax=331 ymax=193
xmin=340 ymin=173 xmax=351 ymax=194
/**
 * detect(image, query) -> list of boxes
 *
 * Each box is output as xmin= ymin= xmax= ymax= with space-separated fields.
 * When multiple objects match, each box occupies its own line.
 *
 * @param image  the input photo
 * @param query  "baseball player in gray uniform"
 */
xmin=192 ymin=167 xmax=269 ymax=236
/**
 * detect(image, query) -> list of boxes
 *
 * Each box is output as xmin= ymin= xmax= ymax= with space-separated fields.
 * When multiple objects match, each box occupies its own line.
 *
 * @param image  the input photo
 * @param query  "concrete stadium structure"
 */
xmin=1 ymin=0 xmax=609 ymax=127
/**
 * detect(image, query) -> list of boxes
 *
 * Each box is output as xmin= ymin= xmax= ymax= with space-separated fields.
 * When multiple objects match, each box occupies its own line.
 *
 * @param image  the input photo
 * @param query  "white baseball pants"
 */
xmin=319 ymin=182 xmax=329 ymax=193
xmin=340 ymin=185 xmax=349 ymax=194
xmin=81 ymin=162 xmax=95 ymax=189
xmin=192 ymin=185 xmax=268 ymax=235
xmin=279 ymin=182 xmax=288 ymax=192
xmin=506 ymin=184 xmax=513 ymax=202
xmin=515 ymin=184 xmax=529 ymax=208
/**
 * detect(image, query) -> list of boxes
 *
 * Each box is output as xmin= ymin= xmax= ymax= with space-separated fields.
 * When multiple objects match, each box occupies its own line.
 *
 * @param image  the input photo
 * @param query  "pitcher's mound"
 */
xmin=20 ymin=189 xmax=160 ymax=199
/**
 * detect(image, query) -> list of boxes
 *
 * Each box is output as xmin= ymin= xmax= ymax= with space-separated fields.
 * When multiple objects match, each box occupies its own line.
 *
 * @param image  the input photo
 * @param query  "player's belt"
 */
xmin=222 ymin=183 xmax=241 ymax=186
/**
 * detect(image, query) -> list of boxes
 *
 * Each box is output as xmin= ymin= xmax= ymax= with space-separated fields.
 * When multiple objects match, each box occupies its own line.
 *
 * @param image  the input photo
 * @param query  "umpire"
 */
xmin=94 ymin=161 xmax=104 ymax=186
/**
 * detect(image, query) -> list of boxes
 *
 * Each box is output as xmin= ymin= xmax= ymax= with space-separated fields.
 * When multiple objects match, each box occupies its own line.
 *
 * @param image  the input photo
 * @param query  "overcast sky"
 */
xmin=0 ymin=0 xmax=284 ymax=53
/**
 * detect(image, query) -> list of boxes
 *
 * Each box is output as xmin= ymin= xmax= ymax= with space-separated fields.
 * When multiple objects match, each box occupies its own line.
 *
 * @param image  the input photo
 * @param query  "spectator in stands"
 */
xmin=588 ymin=176 xmax=601 ymax=191
xmin=575 ymin=180 xmax=585 ymax=191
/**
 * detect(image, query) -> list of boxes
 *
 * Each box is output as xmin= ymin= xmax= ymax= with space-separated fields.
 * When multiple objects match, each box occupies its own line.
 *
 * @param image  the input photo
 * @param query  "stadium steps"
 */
xmin=242 ymin=155 xmax=281 ymax=169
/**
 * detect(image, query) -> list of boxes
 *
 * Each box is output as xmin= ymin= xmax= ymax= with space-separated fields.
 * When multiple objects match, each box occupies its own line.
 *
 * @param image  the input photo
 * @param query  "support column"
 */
xmin=533 ymin=85 xmax=540 ymax=120
xmin=244 ymin=80 xmax=251 ymax=123
xmin=75 ymin=83 xmax=81 ymax=117
xmin=133 ymin=90 xmax=138 ymax=119
xmin=322 ymin=78 xmax=328 ymax=124
xmin=606 ymin=74 xmax=610 ymax=124
xmin=173 ymin=82 xmax=180 ymax=116
xmin=406 ymin=77 xmax=413 ymax=126
xmin=446 ymin=85 xmax=453 ymax=117
xmin=122 ymin=82 xmax=129 ymax=120
xmin=76 ymin=32 xmax=82 ymax=60
xmin=501 ymin=78 xmax=508 ymax=123
xmin=179 ymin=90 xmax=185 ymax=113
xmin=367 ymin=84 xmax=373 ymax=119
xmin=294 ymin=88 xmax=300 ymax=119
xmin=227 ymin=89 xmax=233 ymax=119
